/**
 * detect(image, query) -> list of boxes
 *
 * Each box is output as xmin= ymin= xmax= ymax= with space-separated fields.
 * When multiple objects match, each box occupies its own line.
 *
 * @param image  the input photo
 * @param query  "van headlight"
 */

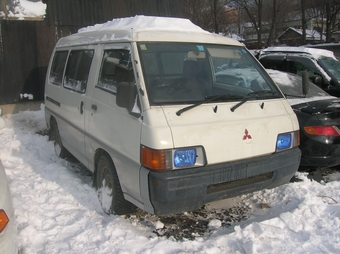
xmin=174 ymin=148 xmax=196 ymax=167
xmin=276 ymin=131 xmax=300 ymax=151
xmin=141 ymin=146 xmax=206 ymax=171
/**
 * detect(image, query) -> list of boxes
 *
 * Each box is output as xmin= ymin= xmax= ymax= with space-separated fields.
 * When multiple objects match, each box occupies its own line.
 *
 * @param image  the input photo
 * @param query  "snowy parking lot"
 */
xmin=0 ymin=105 xmax=340 ymax=253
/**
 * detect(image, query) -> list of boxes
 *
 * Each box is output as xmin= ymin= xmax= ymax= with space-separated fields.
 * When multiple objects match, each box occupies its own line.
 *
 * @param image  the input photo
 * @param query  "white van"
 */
xmin=44 ymin=16 xmax=301 ymax=215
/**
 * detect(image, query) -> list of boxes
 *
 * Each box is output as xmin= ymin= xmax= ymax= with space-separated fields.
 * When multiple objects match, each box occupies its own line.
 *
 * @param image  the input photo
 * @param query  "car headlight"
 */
xmin=174 ymin=148 xmax=196 ymax=167
xmin=276 ymin=131 xmax=300 ymax=151
xmin=141 ymin=146 xmax=206 ymax=171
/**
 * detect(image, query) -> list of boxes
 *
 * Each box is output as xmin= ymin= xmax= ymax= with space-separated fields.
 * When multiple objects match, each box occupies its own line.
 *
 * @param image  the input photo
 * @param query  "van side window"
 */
xmin=63 ymin=50 xmax=94 ymax=93
xmin=97 ymin=49 xmax=135 ymax=93
xmin=49 ymin=51 xmax=68 ymax=86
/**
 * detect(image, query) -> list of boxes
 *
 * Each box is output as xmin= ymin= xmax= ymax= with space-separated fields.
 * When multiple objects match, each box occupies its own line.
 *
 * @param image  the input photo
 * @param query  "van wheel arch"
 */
xmin=94 ymin=151 xmax=137 ymax=215
xmin=49 ymin=117 xmax=70 ymax=159
xmin=93 ymin=149 xmax=106 ymax=187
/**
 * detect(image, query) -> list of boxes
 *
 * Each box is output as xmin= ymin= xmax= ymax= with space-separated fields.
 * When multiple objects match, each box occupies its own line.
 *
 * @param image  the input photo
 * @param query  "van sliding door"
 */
xmin=60 ymin=49 xmax=94 ymax=165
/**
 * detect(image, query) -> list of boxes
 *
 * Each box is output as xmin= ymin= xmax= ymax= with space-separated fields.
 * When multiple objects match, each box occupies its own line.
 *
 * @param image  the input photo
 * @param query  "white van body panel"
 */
xmin=159 ymin=100 xmax=297 ymax=164
xmin=86 ymin=84 xmax=143 ymax=201
xmin=58 ymin=89 xmax=87 ymax=164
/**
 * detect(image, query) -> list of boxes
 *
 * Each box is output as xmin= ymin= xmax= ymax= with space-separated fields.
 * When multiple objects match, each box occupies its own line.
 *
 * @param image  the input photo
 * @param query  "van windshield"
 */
xmin=138 ymin=43 xmax=282 ymax=105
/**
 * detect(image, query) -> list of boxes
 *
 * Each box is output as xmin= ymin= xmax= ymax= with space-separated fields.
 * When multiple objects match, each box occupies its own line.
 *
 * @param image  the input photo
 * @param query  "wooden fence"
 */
xmin=0 ymin=0 xmax=180 ymax=105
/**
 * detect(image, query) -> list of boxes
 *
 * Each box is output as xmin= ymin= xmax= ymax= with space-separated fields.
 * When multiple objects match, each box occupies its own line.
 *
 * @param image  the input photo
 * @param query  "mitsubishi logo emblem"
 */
xmin=243 ymin=129 xmax=252 ymax=140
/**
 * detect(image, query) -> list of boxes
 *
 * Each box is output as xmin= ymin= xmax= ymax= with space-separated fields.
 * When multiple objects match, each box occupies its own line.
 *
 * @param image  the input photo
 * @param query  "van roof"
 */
xmin=56 ymin=15 xmax=242 ymax=48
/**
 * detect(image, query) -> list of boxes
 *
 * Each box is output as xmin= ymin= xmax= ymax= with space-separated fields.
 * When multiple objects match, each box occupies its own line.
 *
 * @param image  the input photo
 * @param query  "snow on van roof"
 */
xmin=78 ymin=15 xmax=207 ymax=33
xmin=262 ymin=46 xmax=335 ymax=59
xmin=56 ymin=15 xmax=241 ymax=48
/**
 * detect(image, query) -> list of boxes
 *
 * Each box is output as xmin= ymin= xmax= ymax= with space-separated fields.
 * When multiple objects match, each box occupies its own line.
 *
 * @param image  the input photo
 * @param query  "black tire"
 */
xmin=49 ymin=119 xmax=70 ymax=159
xmin=96 ymin=154 xmax=137 ymax=215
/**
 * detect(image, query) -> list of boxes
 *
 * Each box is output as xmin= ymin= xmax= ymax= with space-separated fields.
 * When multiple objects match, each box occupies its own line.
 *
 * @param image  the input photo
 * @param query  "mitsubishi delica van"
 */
xmin=44 ymin=16 xmax=301 ymax=215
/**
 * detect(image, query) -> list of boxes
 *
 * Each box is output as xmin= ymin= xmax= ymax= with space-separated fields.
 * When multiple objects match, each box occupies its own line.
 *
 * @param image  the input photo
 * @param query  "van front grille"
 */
xmin=206 ymin=172 xmax=274 ymax=194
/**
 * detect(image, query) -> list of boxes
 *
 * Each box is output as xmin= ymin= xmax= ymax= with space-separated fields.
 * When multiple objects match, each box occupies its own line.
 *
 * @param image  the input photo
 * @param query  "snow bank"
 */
xmin=0 ymin=107 xmax=339 ymax=253
xmin=6 ymin=0 xmax=46 ymax=19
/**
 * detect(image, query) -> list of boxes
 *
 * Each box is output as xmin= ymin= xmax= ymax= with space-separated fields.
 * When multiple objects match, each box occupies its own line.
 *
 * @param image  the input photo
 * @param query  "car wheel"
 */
xmin=49 ymin=119 xmax=69 ymax=159
xmin=96 ymin=154 xmax=137 ymax=215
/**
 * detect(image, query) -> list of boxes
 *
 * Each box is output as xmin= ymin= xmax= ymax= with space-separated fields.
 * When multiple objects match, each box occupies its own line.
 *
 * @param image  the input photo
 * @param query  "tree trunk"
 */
xmin=256 ymin=0 xmax=262 ymax=48
xmin=301 ymin=0 xmax=307 ymax=45
xmin=266 ymin=0 xmax=277 ymax=47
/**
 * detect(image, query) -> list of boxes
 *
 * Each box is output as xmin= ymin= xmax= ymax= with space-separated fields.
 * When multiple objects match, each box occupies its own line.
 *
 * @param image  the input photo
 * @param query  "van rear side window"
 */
xmin=64 ymin=50 xmax=94 ymax=93
xmin=49 ymin=51 xmax=68 ymax=86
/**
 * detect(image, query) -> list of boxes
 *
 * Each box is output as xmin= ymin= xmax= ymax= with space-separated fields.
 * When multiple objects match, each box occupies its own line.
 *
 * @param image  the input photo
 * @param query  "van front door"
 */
xmin=85 ymin=44 xmax=142 ymax=203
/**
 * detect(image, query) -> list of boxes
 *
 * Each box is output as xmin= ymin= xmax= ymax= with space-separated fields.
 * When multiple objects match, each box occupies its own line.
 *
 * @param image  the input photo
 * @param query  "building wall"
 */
xmin=0 ymin=20 xmax=54 ymax=104
xmin=0 ymin=0 xmax=180 ymax=105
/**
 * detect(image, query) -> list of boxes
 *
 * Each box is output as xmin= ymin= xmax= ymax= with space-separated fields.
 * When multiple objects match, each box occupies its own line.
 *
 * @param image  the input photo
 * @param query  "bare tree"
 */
xmin=178 ymin=0 xmax=231 ymax=34
xmin=321 ymin=0 xmax=340 ymax=42
xmin=264 ymin=0 xmax=287 ymax=47
xmin=297 ymin=0 xmax=323 ymax=44
xmin=300 ymin=0 xmax=308 ymax=44
xmin=301 ymin=0 xmax=340 ymax=43
xmin=212 ymin=0 xmax=235 ymax=34
xmin=231 ymin=0 xmax=264 ymax=47
xmin=179 ymin=0 xmax=340 ymax=47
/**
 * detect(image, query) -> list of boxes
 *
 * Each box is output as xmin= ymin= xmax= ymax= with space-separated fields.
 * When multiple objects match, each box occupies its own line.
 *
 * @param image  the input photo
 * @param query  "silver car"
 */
xmin=0 ymin=159 xmax=18 ymax=254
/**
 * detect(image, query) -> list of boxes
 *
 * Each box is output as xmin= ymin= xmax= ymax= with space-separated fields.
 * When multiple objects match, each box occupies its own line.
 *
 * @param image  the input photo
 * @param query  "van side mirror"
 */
xmin=302 ymin=71 xmax=309 ymax=96
xmin=116 ymin=82 xmax=137 ymax=112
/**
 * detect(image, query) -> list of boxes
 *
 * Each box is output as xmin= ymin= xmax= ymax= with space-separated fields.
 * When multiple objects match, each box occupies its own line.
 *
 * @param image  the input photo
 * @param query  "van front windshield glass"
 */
xmin=138 ymin=43 xmax=282 ymax=105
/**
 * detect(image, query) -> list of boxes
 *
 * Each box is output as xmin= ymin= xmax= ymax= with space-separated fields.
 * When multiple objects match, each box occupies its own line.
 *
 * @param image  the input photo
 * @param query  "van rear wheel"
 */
xmin=49 ymin=119 xmax=69 ymax=159
xmin=96 ymin=154 xmax=137 ymax=215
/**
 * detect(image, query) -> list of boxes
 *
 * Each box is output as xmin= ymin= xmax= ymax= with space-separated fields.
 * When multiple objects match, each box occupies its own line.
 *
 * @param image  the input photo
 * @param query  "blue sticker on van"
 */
xmin=197 ymin=45 xmax=205 ymax=51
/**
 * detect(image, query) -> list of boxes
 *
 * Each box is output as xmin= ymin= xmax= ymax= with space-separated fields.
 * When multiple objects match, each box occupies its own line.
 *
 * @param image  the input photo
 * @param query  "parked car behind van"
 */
xmin=44 ymin=16 xmax=301 ymax=216
xmin=258 ymin=47 xmax=340 ymax=96
xmin=267 ymin=69 xmax=340 ymax=169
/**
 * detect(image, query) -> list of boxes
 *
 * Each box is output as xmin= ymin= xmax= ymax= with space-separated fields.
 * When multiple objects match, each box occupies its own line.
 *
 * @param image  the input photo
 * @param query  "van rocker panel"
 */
xmin=147 ymin=147 xmax=301 ymax=215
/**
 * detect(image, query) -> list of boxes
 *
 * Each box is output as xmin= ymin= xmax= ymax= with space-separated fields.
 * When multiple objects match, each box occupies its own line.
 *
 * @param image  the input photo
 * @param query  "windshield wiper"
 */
xmin=176 ymin=94 xmax=243 ymax=116
xmin=247 ymin=90 xmax=280 ymax=97
xmin=230 ymin=90 xmax=279 ymax=112
xmin=284 ymin=93 xmax=307 ymax=98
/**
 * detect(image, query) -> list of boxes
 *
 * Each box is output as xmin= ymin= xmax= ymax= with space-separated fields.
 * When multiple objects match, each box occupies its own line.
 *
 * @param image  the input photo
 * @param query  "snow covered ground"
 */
xmin=0 ymin=105 xmax=340 ymax=253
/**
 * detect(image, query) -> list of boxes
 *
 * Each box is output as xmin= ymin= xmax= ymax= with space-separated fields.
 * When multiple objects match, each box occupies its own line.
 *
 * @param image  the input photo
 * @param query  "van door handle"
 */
xmin=80 ymin=101 xmax=84 ymax=114
xmin=91 ymin=104 xmax=97 ymax=111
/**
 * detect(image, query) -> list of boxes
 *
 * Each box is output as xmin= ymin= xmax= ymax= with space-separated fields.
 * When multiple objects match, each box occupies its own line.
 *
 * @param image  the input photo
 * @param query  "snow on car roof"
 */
xmin=56 ymin=15 xmax=242 ymax=48
xmin=261 ymin=46 xmax=336 ymax=59
xmin=78 ymin=15 xmax=206 ymax=33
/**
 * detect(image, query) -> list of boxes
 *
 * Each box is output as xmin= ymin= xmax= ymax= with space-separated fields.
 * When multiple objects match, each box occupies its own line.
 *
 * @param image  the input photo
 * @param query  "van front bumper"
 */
xmin=146 ymin=147 xmax=301 ymax=215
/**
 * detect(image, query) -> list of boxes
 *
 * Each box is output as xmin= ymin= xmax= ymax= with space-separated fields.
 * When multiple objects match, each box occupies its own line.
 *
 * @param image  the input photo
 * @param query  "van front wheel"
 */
xmin=96 ymin=154 xmax=136 ymax=215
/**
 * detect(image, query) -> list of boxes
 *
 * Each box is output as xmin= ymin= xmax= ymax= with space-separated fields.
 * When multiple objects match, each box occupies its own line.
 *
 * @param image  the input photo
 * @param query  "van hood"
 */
xmin=161 ymin=99 xmax=298 ymax=164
